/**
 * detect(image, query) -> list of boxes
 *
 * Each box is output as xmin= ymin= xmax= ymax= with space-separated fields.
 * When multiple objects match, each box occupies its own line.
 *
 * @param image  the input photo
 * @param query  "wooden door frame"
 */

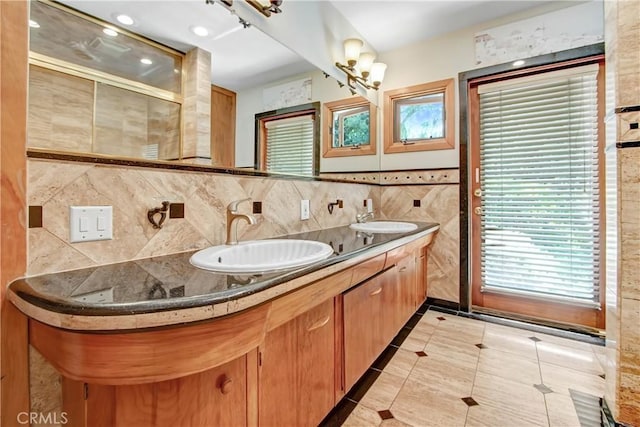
xmin=458 ymin=43 xmax=606 ymax=330
xmin=0 ymin=0 xmax=30 ymax=424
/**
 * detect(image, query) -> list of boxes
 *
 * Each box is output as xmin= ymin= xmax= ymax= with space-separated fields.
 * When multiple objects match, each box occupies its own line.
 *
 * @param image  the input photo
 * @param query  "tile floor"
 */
xmin=335 ymin=309 xmax=606 ymax=427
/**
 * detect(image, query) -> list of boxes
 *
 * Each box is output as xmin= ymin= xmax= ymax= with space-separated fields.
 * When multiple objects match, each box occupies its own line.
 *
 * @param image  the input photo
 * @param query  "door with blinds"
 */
xmin=468 ymin=58 xmax=605 ymax=329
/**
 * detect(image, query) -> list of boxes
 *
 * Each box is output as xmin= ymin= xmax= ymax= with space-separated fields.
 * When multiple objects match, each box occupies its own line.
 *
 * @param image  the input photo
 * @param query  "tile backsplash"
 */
xmin=27 ymin=159 xmax=378 ymax=276
xmin=27 ymin=159 xmax=460 ymax=305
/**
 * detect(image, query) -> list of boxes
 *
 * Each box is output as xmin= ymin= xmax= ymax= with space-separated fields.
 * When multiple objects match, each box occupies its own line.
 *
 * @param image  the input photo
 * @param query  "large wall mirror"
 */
xmin=27 ymin=0 xmax=381 ymax=179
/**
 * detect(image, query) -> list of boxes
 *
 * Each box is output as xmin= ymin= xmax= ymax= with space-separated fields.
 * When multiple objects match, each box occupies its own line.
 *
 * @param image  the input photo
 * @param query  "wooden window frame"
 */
xmin=322 ymin=96 xmax=377 ymax=158
xmin=383 ymin=78 xmax=454 ymax=154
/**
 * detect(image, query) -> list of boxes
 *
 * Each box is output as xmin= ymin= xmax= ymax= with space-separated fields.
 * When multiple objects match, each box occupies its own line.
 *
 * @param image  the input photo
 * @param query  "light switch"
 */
xmin=69 ymin=206 xmax=113 ymax=243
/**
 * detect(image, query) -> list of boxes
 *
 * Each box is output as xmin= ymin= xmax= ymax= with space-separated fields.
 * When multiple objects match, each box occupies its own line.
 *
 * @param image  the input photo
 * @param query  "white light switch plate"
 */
xmin=69 ymin=206 xmax=113 ymax=243
xmin=300 ymin=199 xmax=310 ymax=220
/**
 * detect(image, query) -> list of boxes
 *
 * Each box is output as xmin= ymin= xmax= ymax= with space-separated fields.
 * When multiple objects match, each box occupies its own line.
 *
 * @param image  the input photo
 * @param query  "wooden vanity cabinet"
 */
xmin=343 ymin=271 xmax=389 ymax=390
xmin=20 ymin=235 xmax=435 ymax=427
xmin=342 ymin=250 xmax=420 ymax=392
xmin=258 ymin=299 xmax=335 ymax=427
xmin=82 ymin=356 xmax=247 ymax=427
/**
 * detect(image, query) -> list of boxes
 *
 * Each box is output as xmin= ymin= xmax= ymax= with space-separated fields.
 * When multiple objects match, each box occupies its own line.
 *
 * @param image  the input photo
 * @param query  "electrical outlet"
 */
xmin=300 ymin=199 xmax=310 ymax=220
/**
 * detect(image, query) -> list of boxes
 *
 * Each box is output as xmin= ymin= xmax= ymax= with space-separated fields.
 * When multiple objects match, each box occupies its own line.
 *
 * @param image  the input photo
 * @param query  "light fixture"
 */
xmin=204 ymin=0 xmax=233 ymax=6
xmin=29 ymin=20 xmax=40 ymax=28
xmin=102 ymin=28 xmax=118 ymax=37
xmin=335 ymin=38 xmax=386 ymax=94
xmin=140 ymin=58 xmax=153 ymax=65
xmin=246 ymin=0 xmax=283 ymax=17
xmin=191 ymin=26 xmax=209 ymax=37
xmin=513 ymin=59 xmax=525 ymax=67
xmin=116 ymin=14 xmax=134 ymax=26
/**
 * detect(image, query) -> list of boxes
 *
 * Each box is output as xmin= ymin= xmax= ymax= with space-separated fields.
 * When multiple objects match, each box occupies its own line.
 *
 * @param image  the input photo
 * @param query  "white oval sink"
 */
xmin=349 ymin=221 xmax=418 ymax=234
xmin=190 ymin=239 xmax=334 ymax=274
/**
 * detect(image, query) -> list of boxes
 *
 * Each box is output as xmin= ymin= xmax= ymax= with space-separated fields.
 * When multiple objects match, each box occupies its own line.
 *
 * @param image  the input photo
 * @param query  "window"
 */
xmin=383 ymin=78 xmax=454 ymax=154
xmin=322 ymin=97 xmax=377 ymax=158
xmin=476 ymin=63 xmax=603 ymax=307
xmin=255 ymin=103 xmax=320 ymax=176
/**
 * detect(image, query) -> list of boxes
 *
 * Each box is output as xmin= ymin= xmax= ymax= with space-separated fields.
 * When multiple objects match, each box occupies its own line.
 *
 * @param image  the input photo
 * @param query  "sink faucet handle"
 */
xmin=228 ymin=198 xmax=252 ymax=213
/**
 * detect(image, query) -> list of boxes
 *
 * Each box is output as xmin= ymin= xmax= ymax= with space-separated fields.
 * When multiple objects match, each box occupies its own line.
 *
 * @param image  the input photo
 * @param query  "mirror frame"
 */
xmin=322 ymin=96 xmax=377 ymax=158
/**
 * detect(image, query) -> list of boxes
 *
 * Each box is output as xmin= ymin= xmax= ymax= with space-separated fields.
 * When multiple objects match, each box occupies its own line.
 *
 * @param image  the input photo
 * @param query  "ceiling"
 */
xmin=56 ymin=0 xmax=563 ymax=92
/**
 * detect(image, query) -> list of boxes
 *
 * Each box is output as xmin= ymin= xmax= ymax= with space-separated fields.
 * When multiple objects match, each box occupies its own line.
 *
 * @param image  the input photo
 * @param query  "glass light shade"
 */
xmin=370 ymin=62 xmax=387 ymax=85
xmin=358 ymin=52 xmax=376 ymax=76
xmin=344 ymin=38 xmax=363 ymax=66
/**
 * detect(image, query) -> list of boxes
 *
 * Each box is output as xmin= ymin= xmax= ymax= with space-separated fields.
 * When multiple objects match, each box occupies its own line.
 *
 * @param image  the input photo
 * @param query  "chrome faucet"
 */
xmin=355 ymin=210 xmax=375 ymax=223
xmin=226 ymin=198 xmax=257 ymax=245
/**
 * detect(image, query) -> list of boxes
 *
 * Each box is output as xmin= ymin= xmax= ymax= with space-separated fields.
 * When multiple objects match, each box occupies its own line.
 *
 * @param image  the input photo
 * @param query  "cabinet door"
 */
xmin=259 ymin=299 xmax=334 ymax=427
xmin=416 ymin=248 xmax=428 ymax=307
xmin=343 ymin=273 xmax=389 ymax=391
xmin=86 ymin=356 xmax=247 ymax=427
xmin=395 ymin=254 xmax=417 ymax=330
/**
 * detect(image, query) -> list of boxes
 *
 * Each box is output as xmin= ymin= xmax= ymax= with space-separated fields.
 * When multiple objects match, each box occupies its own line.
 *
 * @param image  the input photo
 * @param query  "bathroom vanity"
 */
xmin=8 ymin=222 xmax=439 ymax=427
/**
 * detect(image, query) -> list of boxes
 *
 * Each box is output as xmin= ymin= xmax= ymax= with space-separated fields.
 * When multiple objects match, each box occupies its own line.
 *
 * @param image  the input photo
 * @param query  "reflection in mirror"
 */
xmin=29 ymin=0 xmax=182 ymax=93
xmin=27 ymin=0 xmax=379 ymax=177
xmin=28 ymin=0 xmax=183 ymax=161
xmin=254 ymin=103 xmax=320 ymax=176
xmin=322 ymin=96 xmax=377 ymax=158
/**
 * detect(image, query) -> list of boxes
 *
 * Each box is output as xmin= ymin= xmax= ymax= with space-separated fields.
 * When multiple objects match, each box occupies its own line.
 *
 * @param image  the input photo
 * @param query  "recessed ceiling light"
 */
xmin=140 ymin=58 xmax=153 ymax=65
xmin=116 ymin=14 xmax=134 ymax=26
xmin=191 ymin=26 xmax=209 ymax=37
xmin=103 ymin=28 xmax=118 ymax=37
xmin=513 ymin=60 xmax=525 ymax=67
xmin=29 ymin=20 xmax=40 ymax=28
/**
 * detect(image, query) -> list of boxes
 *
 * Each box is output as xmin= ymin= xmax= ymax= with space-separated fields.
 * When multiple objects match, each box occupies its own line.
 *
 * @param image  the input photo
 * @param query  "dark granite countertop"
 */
xmin=9 ymin=222 xmax=439 ymax=317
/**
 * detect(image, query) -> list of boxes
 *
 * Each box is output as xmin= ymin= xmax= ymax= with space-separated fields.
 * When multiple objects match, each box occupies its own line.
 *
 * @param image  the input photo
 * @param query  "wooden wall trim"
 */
xmin=0 ymin=0 xmax=29 ymax=424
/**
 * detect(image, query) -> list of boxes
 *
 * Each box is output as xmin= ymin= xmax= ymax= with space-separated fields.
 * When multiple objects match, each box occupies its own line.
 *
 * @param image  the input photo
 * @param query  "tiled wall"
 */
xmin=616 ymin=147 xmax=640 ymax=423
xmin=604 ymin=0 xmax=640 ymax=424
xmin=322 ymin=170 xmax=461 ymax=304
xmin=379 ymin=184 xmax=460 ymax=303
xmin=27 ymin=159 xmax=379 ymax=276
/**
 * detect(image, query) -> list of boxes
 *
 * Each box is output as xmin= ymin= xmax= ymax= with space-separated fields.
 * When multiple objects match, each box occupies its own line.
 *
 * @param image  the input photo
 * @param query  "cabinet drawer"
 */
xmin=350 ymin=253 xmax=386 ymax=286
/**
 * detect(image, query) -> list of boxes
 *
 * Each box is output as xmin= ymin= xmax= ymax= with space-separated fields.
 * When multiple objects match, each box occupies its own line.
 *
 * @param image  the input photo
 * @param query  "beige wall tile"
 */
xmin=183 ymin=47 xmax=211 ymax=159
xmin=28 ymin=66 xmax=94 ymax=154
xmin=617 ymin=112 xmax=640 ymax=142
xmin=26 ymin=159 xmax=384 ymax=275
xmin=380 ymin=184 xmax=459 ymax=303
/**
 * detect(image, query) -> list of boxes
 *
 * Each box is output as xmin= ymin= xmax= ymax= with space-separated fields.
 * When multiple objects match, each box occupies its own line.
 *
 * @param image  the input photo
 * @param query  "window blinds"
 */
xmin=265 ymin=115 xmax=314 ymax=175
xmin=478 ymin=65 xmax=600 ymax=307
